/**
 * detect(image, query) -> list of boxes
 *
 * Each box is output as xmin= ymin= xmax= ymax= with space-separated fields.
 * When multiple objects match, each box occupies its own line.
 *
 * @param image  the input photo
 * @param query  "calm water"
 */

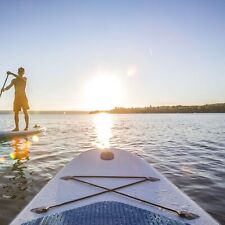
xmin=0 ymin=113 xmax=225 ymax=224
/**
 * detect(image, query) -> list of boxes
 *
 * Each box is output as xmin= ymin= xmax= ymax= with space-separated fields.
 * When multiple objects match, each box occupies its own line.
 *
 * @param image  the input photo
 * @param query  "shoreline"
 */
xmin=0 ymin=103 xmax=225 ymax=114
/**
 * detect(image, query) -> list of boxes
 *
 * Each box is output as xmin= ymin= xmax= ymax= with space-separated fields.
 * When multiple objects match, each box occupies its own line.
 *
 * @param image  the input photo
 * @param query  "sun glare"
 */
xmin=94 ymin=113 xmax=113 ymax=148
xmin=84 ymin=73 xmax=123 ymax=110
xmin=126 ymin=66 xmax=137 ymax=77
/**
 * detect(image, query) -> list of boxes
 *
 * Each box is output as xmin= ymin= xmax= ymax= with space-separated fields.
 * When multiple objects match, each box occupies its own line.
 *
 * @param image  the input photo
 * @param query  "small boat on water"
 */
xmin=10 ymin=148 xmax=219 ymax=225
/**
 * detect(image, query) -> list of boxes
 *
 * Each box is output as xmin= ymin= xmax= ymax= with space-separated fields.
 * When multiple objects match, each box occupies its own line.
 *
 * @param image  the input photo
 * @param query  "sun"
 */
xmin=84 ymin=73 xmax=123 ymax=110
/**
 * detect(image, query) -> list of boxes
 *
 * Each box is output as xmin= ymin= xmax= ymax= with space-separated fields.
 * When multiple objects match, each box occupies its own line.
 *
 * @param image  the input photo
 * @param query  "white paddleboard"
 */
xmin=10 ymin=148 xmax=219 ymax=225
xmin=0 ymin=127 xmax=45 ymax=141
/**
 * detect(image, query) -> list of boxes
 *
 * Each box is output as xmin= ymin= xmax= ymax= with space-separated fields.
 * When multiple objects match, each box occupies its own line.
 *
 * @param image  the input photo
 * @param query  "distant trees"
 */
xmin=89 ymin=103 xmax=225 ymax=114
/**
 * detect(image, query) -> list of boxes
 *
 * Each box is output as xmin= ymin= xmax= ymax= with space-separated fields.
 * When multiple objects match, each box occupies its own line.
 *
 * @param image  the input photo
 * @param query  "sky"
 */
xmin=0 ymin=0 xmax=225 ymax=110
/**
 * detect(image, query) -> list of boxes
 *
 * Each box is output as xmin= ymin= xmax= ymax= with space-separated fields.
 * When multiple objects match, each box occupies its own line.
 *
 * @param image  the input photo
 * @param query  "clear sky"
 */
xmin=0 ymin=0 xmax=225 ymax=110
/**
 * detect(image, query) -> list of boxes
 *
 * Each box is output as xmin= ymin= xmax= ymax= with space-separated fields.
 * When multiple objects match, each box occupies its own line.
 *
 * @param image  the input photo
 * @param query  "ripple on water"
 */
xmin=0 ymin=113 xmax=225 ymax=225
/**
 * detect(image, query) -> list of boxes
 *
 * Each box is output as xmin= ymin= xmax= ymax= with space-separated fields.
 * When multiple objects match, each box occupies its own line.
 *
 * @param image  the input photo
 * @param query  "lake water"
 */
xmin=0 ymin=113 xmax=225 ymax=224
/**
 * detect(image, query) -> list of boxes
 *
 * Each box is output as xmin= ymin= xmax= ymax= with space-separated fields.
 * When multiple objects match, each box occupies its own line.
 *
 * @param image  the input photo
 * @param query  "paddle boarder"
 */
xmin=1 ymin=67 xmax=29 ymax=131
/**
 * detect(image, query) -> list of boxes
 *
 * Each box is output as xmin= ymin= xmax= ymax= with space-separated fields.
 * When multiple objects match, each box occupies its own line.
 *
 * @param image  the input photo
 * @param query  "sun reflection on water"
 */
xmin=94 ymin=113 xmax=113 ymax=149
xmin=10 ymin=138 xmax=31 ymax=160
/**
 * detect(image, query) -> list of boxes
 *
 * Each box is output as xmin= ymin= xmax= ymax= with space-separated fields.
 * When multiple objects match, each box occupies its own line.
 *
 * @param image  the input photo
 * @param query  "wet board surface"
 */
xmin=0 ymin=127 xmax=45 ymax=140
xmin=10 ymin=148 xmax=219 ymax=225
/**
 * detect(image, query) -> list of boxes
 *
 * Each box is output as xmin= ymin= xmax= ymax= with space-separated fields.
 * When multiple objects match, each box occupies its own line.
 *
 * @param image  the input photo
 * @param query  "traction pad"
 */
xmin=22 ymin=201 xmax=189 ymax=225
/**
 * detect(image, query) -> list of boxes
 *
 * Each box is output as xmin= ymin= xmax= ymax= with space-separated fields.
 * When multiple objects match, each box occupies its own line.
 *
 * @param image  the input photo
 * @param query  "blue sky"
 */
xmin=0 ymin=0 xmax=225 ymax=110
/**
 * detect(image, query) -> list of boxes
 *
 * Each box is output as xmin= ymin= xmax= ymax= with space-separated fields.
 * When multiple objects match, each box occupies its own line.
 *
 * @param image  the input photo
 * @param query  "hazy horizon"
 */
xmin=0 ymin=102 xmax=224 ymax=113
xmin=1 ymin=0 xmax=225 ymax=110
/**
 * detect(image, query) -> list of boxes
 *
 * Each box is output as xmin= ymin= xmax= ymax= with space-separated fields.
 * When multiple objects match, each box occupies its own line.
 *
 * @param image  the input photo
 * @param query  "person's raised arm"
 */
xmin=2 ymin=79 xmax=14 ymax=92
xmin=7 ymin=71 xmax=18 ymax=78
xmin=7 ymin=71 xmax=26 ymax=81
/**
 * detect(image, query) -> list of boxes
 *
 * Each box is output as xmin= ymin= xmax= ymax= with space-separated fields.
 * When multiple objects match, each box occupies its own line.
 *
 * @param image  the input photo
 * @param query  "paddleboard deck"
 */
xmin=0 ymin=127 xmax=45 ymax=141
xmin=10 ymin=148 xmax=219 ymax=225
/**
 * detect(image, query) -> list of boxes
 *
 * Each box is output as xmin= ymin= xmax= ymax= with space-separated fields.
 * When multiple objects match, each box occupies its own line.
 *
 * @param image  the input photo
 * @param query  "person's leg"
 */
xmin=23 ymin=109 xmax=29 ymax=130
xmin=12 ymin=111 xmax=19 ymax=131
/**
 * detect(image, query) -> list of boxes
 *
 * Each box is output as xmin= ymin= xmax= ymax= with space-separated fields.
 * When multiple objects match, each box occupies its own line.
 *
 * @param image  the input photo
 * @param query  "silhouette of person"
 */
xmin=1 ymin=67 xmax=29 ymax=131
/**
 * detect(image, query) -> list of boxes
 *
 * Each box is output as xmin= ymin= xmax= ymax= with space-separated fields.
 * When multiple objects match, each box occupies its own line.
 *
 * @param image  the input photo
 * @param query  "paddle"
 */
xmin=0 ymin=73 xmax=9 ymax=98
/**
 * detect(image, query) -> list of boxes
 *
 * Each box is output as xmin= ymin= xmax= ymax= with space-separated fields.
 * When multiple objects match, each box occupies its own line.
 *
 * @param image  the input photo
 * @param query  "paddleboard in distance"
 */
xmin=10 ymin=148 xmax=219 ymax=225
xmin=0 ymin=127 xmax=46 ymax=141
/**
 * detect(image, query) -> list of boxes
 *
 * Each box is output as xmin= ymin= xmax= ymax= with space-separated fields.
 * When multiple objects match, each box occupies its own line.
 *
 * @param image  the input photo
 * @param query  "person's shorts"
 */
xmin=13 ymin=95 xmax=30 ymax=112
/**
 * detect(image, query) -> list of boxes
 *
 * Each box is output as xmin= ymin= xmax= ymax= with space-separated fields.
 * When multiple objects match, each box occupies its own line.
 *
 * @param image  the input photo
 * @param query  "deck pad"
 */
xmin=22 ymin=201 xmax=189 ymax=225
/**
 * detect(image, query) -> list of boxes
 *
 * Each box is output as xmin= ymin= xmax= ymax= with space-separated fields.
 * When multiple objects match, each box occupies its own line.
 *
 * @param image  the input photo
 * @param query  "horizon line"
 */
xmin=0 ymin=102 xmax=224 ymax=113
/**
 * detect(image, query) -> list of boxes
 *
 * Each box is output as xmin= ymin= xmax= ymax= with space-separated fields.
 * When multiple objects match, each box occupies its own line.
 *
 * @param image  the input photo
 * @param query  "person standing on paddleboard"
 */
xmin=1 ymin=67 xmax=29 ymax=131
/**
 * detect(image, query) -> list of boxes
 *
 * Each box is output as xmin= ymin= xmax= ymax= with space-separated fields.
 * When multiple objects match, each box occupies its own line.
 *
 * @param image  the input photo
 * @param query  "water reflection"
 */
xmin=94 ymin=113 xmax=113 ymax=148
xmin=1 ymin=138 xmax=31 ymax=200
xmin=10 ymin=159 xmax=28 ymax=191
xmin=10 ymin=138 xmax=31 ymax=160
xmin=0 ymin=156 xmax=6 ymax=163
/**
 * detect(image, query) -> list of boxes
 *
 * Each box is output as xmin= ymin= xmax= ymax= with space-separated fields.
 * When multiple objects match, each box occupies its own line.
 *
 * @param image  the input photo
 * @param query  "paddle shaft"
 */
xmin=0 ymin=74 xmax=9 ymax=98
